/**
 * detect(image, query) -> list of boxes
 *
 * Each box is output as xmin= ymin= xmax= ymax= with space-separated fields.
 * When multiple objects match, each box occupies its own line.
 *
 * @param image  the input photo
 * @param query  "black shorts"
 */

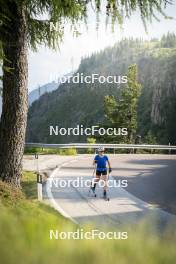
xmin=96 ymin=170 xmax=107 ymax=176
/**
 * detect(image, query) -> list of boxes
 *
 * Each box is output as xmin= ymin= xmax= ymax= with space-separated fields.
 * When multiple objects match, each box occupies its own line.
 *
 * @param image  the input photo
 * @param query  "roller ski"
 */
xmin=88 ymin=164 xmax=97 ymax=197
xmin=88 ymin=186 xmax=97 ymax=197
xmin=103 ymin=190 xmax=110 ymax=201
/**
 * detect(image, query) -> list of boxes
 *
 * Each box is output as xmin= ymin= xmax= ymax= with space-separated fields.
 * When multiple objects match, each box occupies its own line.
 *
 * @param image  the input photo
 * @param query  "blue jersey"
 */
xmin=94 ymin=155 xmax=109 ymax=171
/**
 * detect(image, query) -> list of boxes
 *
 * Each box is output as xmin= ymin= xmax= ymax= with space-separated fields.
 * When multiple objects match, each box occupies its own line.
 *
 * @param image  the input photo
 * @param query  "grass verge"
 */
xmin=21 ymin=171 xmax=37 ymax=199
xmin=0 ymin=171 xmax=176 ymax=264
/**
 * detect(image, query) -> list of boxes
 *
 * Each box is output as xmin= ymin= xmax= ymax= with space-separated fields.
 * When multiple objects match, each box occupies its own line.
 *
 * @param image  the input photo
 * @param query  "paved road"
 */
xmin=24 ymin=154 xmax=176 ymax=230
xmin=112 ymin=154 xmax=176 ymax=214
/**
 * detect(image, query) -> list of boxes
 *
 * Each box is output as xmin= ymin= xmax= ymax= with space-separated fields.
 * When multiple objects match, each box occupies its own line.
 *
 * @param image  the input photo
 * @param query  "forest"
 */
xmin=27 ymin=33 xmax=176 ymax=145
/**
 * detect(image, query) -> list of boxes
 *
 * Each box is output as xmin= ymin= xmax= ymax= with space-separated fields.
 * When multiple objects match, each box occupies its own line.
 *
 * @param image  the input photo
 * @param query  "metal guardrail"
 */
xmin=25 ymin=143 xmax=176 ymax=150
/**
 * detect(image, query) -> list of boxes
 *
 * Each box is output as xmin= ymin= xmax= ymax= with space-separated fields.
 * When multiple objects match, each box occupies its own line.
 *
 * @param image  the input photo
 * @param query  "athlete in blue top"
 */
xmin=91 ymin=146 xmax=112 ymax=198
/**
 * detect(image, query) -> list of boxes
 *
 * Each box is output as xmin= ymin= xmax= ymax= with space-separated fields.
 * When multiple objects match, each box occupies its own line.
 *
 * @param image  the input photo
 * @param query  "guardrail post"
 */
xmin=37 ymin=173 xmax=43 ymax=201
xmin=35 ymin=153 xmax=39 ymax=171
xmin=35 ymin=153 xmax=42 ymax=201
xmin=169 ymin=143 xmax=171 ymax=155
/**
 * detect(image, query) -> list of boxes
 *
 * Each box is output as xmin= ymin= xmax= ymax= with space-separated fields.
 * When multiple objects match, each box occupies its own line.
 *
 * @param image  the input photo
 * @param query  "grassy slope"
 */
xmin=0 ymin=172 xmax=176 ymax=264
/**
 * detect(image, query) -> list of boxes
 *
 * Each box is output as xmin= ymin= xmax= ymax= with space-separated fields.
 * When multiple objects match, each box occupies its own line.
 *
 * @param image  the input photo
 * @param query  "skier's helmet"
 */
xmin=98 ymin=146 xmax=105 ymax=152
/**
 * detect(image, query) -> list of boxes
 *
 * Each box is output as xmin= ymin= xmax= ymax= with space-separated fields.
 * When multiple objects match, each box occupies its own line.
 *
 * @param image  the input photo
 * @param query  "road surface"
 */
xmin=23 ymin=154 xmax=176 ymax=229
xmin=24 ymin=154 xmax=176 ymax=227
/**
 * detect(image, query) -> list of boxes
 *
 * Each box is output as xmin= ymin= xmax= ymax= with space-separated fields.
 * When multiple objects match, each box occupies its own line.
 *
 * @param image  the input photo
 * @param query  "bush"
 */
xmin=58 ymin=148 xmax=77 ymax=155
xmin=24 ymin=147 xmax=77 ymax=155
xmin=86 ymin=138 xmax=96 ymax=154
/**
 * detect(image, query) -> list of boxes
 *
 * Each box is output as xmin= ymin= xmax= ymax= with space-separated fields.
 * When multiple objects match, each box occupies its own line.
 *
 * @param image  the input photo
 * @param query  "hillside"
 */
xmin=29 ymin=81 xmax=59 ymax=105
xmin=29 ymin=72 xmax=74 ymax=105
xmin=27 ymin=34 xmax=176 ymax=144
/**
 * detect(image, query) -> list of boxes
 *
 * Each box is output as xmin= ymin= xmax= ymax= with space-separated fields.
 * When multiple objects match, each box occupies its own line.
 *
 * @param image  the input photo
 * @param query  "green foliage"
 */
xmin=25 ymin=147 xmax=77 ymax=155
xmin=26 ymin=0 xmax=87 ymax=50
xmin=0 ymin=171 xmax=176 ymax=263
xmin=0 ymin=184 xmax=176 ymax=263
xmin=60 ymin=148 xmax=77 ymax=155
xmin=87 ymin=137 xmax=96 ymax=144
xmin=0 ymin=171 xmax=37 ymax=204
xmin=104 ymin=95 xmax=117 ymax=124
xmin=86 ymin=137 xmax=96 ymax=153
xmin=21 ymin=171 xmax=37 ymax=200
xmin=104 ymin=64 xmax=141 ymax=143
xmin=0 ymin=0 xmax=173 ymax=51
xmin=160 ymin=33 xmax=176 ymax=48
xmin=27 ymin=35 xmax=176 ymax=145
xmin=144 ymin=131 xmax=157 ymax=144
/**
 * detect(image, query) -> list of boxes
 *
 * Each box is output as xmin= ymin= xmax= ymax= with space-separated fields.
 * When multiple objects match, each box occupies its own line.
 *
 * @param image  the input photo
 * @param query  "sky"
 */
xmin=28 ymin=2 xmax=176 ymax=92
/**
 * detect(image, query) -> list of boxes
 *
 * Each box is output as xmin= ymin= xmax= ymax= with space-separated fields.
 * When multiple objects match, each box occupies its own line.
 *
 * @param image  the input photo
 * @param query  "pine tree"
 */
xmin=104 ymin=64 xmax=141 ymax=143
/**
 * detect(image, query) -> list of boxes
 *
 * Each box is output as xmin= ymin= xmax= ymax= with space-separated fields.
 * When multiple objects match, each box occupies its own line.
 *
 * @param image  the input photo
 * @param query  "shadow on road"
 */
xmin=114 ymin=158 xmax=176 ymax=215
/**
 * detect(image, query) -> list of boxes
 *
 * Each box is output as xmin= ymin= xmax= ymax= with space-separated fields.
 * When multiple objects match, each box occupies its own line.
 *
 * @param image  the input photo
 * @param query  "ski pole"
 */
xmin=91 ymin=164 xmax=96 ymax=187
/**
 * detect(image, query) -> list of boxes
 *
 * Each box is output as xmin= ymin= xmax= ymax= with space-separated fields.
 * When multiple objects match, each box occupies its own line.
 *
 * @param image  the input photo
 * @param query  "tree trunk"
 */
xmin=0 ymin=4 xmax=28 ymax=186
